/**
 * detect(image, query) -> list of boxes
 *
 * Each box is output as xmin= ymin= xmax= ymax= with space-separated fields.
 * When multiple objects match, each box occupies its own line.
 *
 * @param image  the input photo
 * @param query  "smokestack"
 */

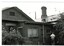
xmin=41 ymin=6 xmax=47 ymax=16
xmin=41 ymin=6 xmax=47 ymax=22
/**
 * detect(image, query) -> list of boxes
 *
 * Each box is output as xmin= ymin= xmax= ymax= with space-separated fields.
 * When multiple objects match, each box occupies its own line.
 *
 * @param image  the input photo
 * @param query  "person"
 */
xmin=50 ymin=33 xmax=55 ymax=45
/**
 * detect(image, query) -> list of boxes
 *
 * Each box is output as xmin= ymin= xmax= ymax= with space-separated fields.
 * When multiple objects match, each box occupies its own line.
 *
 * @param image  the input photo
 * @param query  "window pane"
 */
xmin=28 ymin=28 xmax=38 ymax=37
xmin=33 ymin=29 xmax=38 ymax=37
xmin=28 ymin=29 xmax=32 ymax=37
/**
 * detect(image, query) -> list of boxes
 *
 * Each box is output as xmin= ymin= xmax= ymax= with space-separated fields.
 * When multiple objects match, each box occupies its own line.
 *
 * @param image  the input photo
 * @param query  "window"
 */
xmin=46 ymin=28 xmax=51 ymax=34
xmin=7 ymin=26 xmax=16 ymax=32
xmin=28 ymin=28 xmax=38 ymax=37
xmin=42 ymin=19 xmax=46 ymax=22
xmin=10 ymin=12 xmax=15 ymax=16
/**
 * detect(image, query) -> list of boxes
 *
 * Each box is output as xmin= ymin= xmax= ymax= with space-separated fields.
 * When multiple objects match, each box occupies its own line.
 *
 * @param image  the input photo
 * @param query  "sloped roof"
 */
xmin=2 ymin=7 xmax=34 ymax=22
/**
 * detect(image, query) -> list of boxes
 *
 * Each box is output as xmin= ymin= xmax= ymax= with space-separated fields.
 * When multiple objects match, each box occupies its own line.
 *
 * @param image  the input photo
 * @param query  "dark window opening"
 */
xmin=46 ymin=29 xmax=51 ymax=34
xmin=10 ymin=12 xmax=15 ymax=16
xmin=42 ymin=19 xmax=46 ymax=22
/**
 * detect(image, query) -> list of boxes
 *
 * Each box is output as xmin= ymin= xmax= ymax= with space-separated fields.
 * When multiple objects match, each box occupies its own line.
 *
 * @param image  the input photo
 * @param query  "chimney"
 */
xmin=41 ymin=6 xmax=47 ymax=22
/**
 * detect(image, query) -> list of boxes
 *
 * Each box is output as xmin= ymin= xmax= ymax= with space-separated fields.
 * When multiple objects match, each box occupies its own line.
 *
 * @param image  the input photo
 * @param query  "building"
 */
xmin=47 ymin=15 xmax=61 ymax=22
xmin=2 ymin=7 xmax=53 ymax=45
xmin=47 ymin=12 xmax=64 ymax=24
xmin=47 ymin=14 xmax=61 ymax=24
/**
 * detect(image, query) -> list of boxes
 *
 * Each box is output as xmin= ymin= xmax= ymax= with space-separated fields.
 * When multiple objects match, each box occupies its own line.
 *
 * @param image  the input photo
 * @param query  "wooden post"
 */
xmin=43 ymin=25 xmax=45 ymax=44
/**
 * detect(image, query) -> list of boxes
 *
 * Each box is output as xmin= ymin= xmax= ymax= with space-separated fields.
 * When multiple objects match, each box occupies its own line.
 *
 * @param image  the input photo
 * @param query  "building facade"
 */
xmin=2 ymin=7 xmax=53 ymax=45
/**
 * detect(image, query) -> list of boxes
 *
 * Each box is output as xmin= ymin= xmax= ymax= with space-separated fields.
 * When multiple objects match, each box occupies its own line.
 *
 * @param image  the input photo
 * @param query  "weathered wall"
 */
xmin=2 ymin=20 xmax=53 ymax=45
xmin=2 ymin=9 xmax=33 ymax=21
xmin=25 ymin=24 xmax=42 ymax=44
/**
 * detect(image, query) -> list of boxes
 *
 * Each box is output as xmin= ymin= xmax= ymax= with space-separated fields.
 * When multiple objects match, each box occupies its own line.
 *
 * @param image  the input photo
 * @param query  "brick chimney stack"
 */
xmin=41 ymin=6 xmax=47 ymax=22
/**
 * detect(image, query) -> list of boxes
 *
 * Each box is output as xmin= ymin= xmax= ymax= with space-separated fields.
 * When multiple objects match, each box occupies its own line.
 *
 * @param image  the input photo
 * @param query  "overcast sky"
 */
xmin=1 ymin=0 xmax=64 ymax=20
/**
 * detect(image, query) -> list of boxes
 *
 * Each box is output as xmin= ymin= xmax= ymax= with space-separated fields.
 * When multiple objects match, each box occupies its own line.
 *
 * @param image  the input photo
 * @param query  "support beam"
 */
xmin=43 ymin=25 xmax=45 ymax=44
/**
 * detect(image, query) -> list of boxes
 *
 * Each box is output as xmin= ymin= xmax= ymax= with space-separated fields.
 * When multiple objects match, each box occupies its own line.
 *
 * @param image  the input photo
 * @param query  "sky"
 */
xmin=1 ymin=0 xmax=64 ymax=20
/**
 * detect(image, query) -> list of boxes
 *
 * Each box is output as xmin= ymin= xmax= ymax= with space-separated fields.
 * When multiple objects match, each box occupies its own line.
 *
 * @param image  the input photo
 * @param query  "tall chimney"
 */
xmin=41 ymin=6 xmax=47 ymax=22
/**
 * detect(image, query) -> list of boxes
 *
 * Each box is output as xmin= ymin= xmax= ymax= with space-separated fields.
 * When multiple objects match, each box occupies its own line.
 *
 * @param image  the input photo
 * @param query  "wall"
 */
xmin=2 ymin=20 xmax=53 ymax=45
xmin=2 ymin=8 xmax=33 ymax=21
xmin=25 ymin=24 xmax=42 ymax=44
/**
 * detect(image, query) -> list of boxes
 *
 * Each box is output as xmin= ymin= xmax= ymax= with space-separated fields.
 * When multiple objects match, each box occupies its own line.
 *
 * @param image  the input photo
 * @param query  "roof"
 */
xmin=25 ymin=21 xmax=53 ymax=25
xmin=2 ymin=6 xmax=34 ymax=22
